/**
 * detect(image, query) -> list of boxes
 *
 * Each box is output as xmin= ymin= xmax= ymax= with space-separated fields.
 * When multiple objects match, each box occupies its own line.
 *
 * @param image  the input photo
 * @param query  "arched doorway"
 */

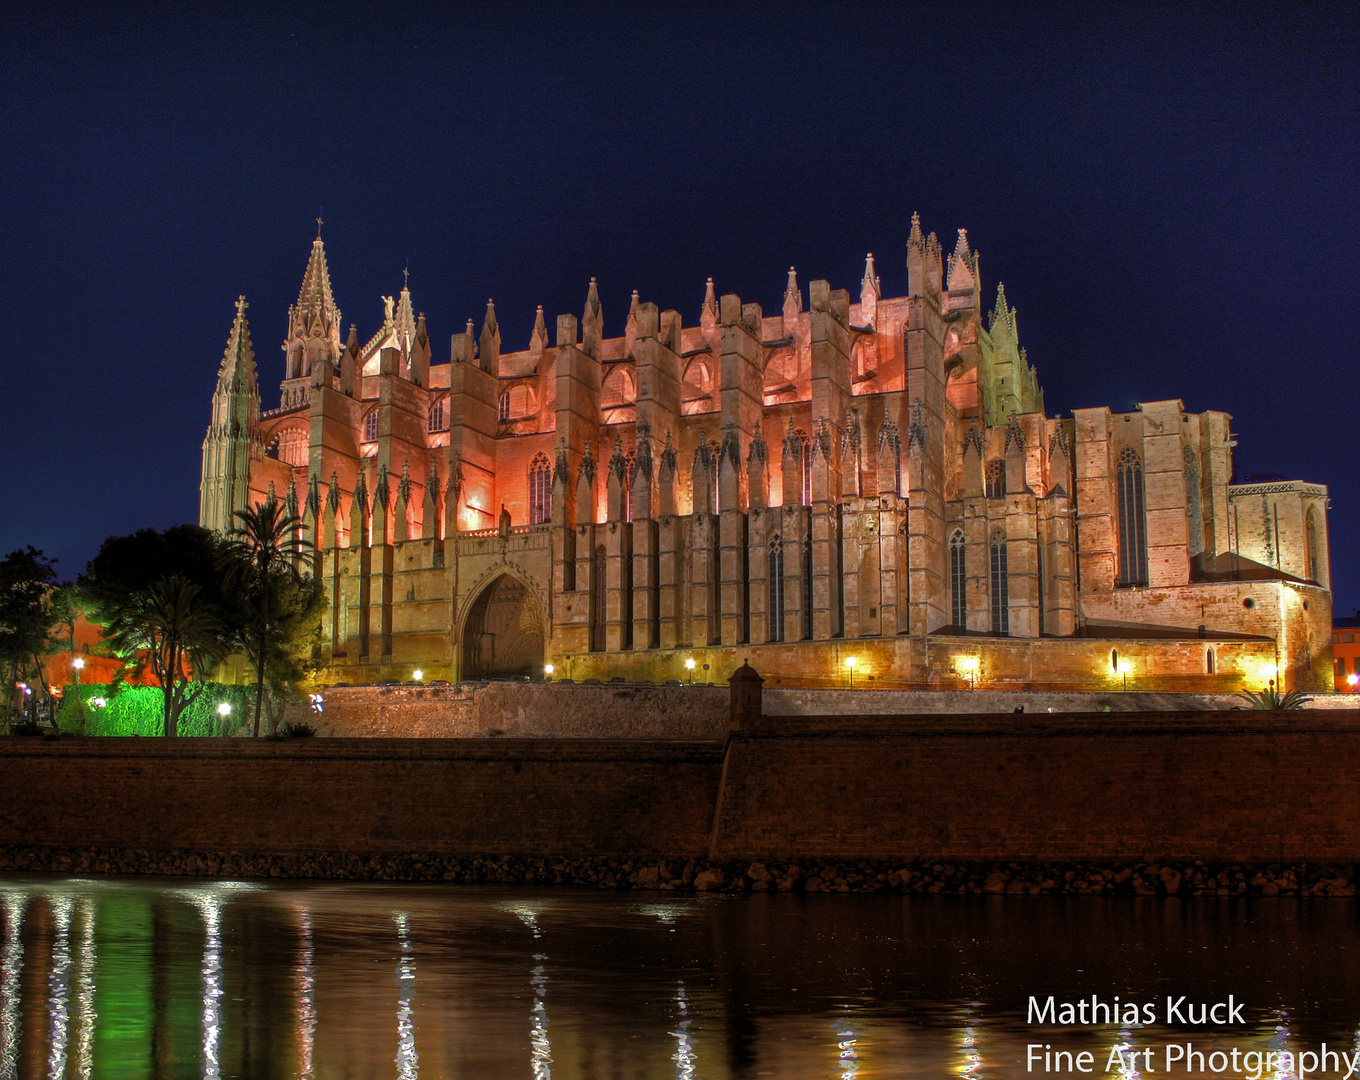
xmin=461 ymin=573 xmax=545 ymax=680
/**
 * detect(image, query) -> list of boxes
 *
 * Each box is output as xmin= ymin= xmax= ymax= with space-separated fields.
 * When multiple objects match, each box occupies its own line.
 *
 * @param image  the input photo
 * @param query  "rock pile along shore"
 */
xmin=0 ymin=848 xmax=1355 ymax=897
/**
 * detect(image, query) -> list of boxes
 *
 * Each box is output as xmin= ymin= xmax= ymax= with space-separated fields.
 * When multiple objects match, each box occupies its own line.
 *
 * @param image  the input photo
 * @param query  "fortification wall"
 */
xmin=710 ymin=711 xmax=1360 ymax=863
xmin=7 ymin=706 xmax=1360 ymax=872
xmin=0 ymin=739 xmax=723 ymax=858
xmin=290 ymin=682 xmax=729 ymax=739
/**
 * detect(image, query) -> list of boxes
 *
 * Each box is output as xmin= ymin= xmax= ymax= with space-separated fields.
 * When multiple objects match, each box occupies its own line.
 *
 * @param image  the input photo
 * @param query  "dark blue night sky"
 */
xmin=2 ymin=3 xmax=1356 ymax=608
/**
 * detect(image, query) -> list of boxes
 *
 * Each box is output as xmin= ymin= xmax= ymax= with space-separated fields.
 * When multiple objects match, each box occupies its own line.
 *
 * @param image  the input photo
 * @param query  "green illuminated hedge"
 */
xmin=57 ymin=683 xmax=254 ymax=737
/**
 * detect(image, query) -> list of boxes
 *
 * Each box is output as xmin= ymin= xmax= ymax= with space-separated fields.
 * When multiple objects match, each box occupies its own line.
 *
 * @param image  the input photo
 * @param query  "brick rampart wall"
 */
xmin=286 ymin=682 xmax=729 ymax=738
xmin=0 ymin=739 xmax=723 ymax=858
xmin=709 ymin=711 xmax=1360 ymax=862
xmin=8 ymin=710 xmax=1360 ymax=869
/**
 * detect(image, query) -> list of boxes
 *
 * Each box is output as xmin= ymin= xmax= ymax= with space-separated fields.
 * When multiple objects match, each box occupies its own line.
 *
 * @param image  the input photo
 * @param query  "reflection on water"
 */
xmin=2 ymin=877 xmax=1360 ymax=1078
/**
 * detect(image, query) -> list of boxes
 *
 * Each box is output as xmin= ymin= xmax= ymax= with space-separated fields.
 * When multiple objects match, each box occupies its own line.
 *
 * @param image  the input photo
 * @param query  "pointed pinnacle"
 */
xmin=908 ymin=211 xmax=923 ymax=244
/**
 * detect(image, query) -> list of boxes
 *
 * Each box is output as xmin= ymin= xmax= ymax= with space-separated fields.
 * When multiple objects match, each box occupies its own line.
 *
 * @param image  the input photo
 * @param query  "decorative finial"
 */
xmin=235 ymin=295 xmax=248 ymax=317
xmin=315 ymin=208 xmax=323 ymax=239
xmin=403 ymin=261 xmax=409 ymax=289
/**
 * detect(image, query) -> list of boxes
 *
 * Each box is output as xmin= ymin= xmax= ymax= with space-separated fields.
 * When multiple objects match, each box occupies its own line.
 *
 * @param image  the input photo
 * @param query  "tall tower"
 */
xmin=199 ymin=296 xmax=262 ymax=532
xmin=280 ymin=230 xmax=341 ymax=408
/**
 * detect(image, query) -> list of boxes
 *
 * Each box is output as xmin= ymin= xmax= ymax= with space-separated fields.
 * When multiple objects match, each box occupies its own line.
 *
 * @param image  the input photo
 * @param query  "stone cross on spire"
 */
xmin=235 ymin=295 xmax=248 ymax=318
xmin=315 ymin=211 xmax=323 ymax=239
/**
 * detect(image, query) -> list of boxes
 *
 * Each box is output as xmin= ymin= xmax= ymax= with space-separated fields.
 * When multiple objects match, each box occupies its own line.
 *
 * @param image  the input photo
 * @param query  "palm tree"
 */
xmin=221 ymin=497 xmax=311 ymax=737
xmin=104 ymin=576 xmax=225 ymax=737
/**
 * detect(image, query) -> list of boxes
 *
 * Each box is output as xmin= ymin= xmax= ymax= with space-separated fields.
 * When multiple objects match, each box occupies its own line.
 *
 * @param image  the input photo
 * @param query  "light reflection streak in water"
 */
xmin=956 ymin=1006 xmax=982 ymax=1079
xmin=45 ymin=895 xmax=73 ymax=1080
xmin=393 ymin=912 xmax=419 ymax=1079
xmin=1109 ymin=1024 xmax=1143 ymax=1080
xmin=1 ymin=891 xmax=29 ymax=1080
xmin=294 ymin=906 xmax=315 ymax=1080
xmin=1268 ymin=1011 xmax=1298 ymax=1080
xmin=187 ymin=893 xmax=225 ymax=1080
xmin=73 ymin=896 xmax=96 ymax=1080
xmin=512 ymin=906 xmax=553 ymax=1080
xmin=671 ymin=981 xmax=695 ymax=1080
xmin=836 ymin=1024 xmax=859 ymax=1079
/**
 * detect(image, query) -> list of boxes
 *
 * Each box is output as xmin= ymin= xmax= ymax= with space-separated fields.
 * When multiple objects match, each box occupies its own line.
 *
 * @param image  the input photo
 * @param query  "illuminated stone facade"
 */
xmin=200 ymin=219 xmax=1334 ymax=690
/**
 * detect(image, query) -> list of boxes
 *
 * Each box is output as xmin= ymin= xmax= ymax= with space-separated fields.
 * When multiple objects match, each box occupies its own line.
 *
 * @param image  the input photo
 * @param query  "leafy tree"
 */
xmin=0 ymin=547 xmax=59 ymax=729
xmin=81 ymin=526 xmax=235 ymax=736
xmin=81 ymin=525 xmax=224 ymax=619
xmin=219 ymin=499 xmax=311 ymax=737
xmin=103 ymin=576 xmax=226 ymax=737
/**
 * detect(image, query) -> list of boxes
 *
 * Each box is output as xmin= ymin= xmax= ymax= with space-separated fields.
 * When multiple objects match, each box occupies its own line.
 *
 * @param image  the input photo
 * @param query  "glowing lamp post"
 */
xmin=1117 ymin=660 xmax=1132 ymax=692
xmin=685 ymin=657 xmax=696 ymax=685
xmin=1348 ymin=673 xmax=1358 ymax=692
xmin=956 ymin=656 xmax=979 ymax=690
xmin=217 ymin=701 xmax=232 ymax=736
xmin=845 ymin=655 xmax=858 ymax=690
xmin=412 ymin=669 xmax=424 ymax=682
xmin=544 ymin=663 xmax=554 ymax=681
xmin=72 ymin=656 xmax=86 ymax=727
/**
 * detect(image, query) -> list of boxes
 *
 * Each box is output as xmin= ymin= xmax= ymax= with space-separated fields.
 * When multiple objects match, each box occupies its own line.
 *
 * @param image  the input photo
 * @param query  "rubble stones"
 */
xmin=0 ymin=848 xmax=1355 ymax=898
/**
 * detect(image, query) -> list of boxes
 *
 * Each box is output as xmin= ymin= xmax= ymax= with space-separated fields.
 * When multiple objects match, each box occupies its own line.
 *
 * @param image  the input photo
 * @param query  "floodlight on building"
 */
xmin=413 ymin=669 xmax=424 ymax=681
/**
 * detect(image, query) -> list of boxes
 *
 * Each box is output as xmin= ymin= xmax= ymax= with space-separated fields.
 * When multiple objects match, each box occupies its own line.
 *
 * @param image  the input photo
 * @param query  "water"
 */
xmin=3 ymin=877 xmax=1360 ymax=1078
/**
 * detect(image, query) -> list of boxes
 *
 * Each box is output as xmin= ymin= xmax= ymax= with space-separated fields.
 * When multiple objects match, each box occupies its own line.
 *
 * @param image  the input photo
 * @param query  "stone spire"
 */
xmin=907 ymin=211 xmax=924 ymax=248
xmin=625 ymin=289 xmax=641 ymax=352
xmin=284 ymin=236 xmax=342 ymax=384
xmin=291 ymin=237 xmax=340 ymax=339
xmin=200 ymin=296 xmax=264 ymax=533
xmin=859 ymin=252 xmax=881 ymax=325
xmin=783 ymin=266 xmax=802 ymax=319
xmin=990 ymin=282 xmax=1017 ymax=337
xmin=582 ymin=277 xmax=603 ymax=358
xmin=394 ymin=280 xmax=416 ymax=351
xmin=213 ymin=296 xmax=260 ymax=411
xmin=529 ymin=304 xmax=549 ymax=358
xmin=946 ymin=228 xmax=978 ymax=292
xmin=701 ymin=277 xmax=719 ymax=326
xmin=479 ymin=299 xmax=501 ymax=374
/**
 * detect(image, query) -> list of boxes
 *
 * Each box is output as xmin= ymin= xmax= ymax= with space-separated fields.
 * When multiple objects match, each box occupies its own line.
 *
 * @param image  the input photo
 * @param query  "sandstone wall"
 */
xmin=709 ymin=711 xmax=1360 ymax=863
xmin=288 ymin=682 xmax=729 ymax=739
xmin=0 ymin=739 xmax=723 ymax=858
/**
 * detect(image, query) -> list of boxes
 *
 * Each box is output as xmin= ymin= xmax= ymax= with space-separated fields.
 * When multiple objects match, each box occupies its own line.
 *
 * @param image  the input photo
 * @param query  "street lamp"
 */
xmin=544 ymin=663 xmax=554 ymax=681
xmin=845 ymin=655 xmax=858 ymax=690
xmin=412 ymin=669 xmax=424 ymax=682
xmin=72 ymin=656 xmax=86 ymax=727
xmin=685 ymin=657 xmax=696 ymax=685
xmin=1348 ymin=673 xmax=1358 ymax=691
xmin=956 ymin=656 xmax=979 ymax=690
xmin=1117 ymin=660 xmax=1132 ymax=692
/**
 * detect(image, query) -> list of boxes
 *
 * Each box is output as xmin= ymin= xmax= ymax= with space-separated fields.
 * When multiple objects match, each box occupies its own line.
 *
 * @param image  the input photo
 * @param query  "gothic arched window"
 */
xmin=985 ymin=459 xmax=1005 ymax=499
xmin=990 ymin=532 xmax=1009 ymax=635
xmin=528 ymin=453 xmax=551 ymax=525
xmin=1307 ymin=507 xmax=1321 ymax=583
xmin=1116 ymin=446 xmax=1148 ymax=586
xmin=1184 ymin=445 xmax=1203 ymax=557
xmin=362 ymin=409 xmax=379 ymax=443
xmin=768 ymin=535 xmax=785 ymax=642
xmin=797 ymin=431 xmax=812 ymax=506
xmin=949 ymin=529 xmax=967 ymax=628
xmin=428 ymin=397 xmax=447 ymax=433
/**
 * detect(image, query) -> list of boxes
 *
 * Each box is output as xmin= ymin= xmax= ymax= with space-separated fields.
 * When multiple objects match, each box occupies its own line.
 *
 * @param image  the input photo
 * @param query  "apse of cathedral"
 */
xmin=200 ymin=217 xmax=1334 ymax=690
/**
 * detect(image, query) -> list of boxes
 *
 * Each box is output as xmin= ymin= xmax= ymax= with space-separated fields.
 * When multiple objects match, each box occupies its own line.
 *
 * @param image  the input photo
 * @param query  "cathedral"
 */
xmin=200 ymin=217 xmax=1333 ymax=691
